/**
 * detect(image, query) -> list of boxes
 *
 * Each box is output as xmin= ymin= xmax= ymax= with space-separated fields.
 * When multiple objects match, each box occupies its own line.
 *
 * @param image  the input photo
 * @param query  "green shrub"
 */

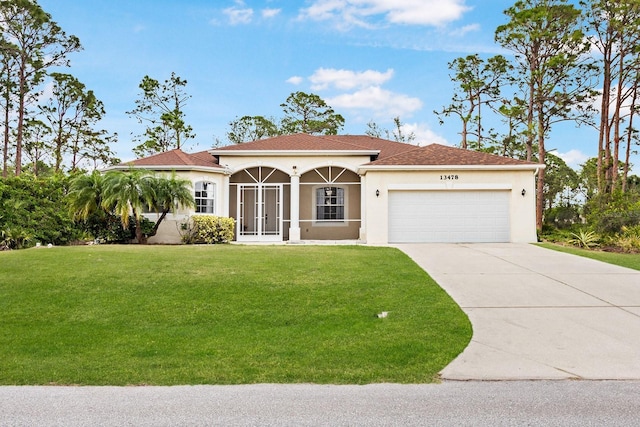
xmin=77 ymin=213 xmax=155 ymax=244
xmin=609 ymin=226 xmax=640 ymax=253
xmin=0 ymin=175 xmax=80 ymax=247
xmin=584 ymin=191 xmax=640 ymax=234
xmin=544 ymin=205 xmax=581 ymax=229
xmin=182 ymin=216 xmax=235 ymax=244
xmin=539 ymin=225 xmax=578 ymax=243
xmin=0 ymin=227 xmax=32 ymax=250
xmin=567 ymin=229 xmax=600 ymax=249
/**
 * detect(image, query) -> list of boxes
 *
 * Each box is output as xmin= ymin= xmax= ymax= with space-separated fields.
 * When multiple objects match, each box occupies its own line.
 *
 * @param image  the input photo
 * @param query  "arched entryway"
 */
xmin=298 ymin=166 xmax=361 ymax=240
xmin=229 ymin=166 xmax=290 ymax=242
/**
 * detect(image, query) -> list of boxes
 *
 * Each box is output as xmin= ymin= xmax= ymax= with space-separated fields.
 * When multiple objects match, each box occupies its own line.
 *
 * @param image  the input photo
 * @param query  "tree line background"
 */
xmin=1 ymin=0 xmax=640 ymax=251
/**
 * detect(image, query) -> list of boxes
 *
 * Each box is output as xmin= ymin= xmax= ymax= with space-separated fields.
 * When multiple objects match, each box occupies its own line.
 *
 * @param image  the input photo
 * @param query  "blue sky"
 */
xmin=37 ymin=0 xmax=618 ymax=171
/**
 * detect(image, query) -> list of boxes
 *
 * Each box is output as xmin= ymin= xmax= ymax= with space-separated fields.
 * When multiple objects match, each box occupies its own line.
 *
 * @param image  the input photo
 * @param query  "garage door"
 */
xmin=388 ymin=190 xmax=510 ymax=243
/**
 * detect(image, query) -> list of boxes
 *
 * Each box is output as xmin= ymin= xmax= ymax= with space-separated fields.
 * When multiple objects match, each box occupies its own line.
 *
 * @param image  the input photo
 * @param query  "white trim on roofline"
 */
xmin=358 ymin=164 xmax=544 ymax=174
xmin=211 ymin=149 xmax=379 ymax=157
xmin=387 ymin=183 xmax=513 ymax=191
xmin=102 ymin=165 xmax=227 ymax=174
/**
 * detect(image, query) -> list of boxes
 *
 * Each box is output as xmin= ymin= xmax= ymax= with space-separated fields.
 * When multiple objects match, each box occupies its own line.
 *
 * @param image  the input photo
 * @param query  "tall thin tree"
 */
xmin=127 ymin=72 xmax=194 ymax=157
xmin=496 ymin=0 xmax=597 ymax=230
xmin=0 ymin=0 xmax=81 ymax=175
xmin=583 ymin=0 xmax=640 ymax=194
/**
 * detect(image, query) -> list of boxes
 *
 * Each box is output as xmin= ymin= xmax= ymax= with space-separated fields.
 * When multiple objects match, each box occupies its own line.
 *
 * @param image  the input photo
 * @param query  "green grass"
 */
xmin=0 ymin=245 xmax=471 ymax=385
xmin=538 ymin=243 xmax=640 ymax=271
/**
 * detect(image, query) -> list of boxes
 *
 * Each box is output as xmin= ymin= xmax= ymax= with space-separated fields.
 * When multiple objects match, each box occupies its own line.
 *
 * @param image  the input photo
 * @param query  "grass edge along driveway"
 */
xmin=538 ymin=243 xmax=640 ymax=271
xmin=0 ymin=245 xmax=471 ymax=385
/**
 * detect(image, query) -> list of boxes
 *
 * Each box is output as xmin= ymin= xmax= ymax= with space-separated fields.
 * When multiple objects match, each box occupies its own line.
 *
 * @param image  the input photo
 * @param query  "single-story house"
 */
xmin=110 ymin=134 xmax=543 ymax=244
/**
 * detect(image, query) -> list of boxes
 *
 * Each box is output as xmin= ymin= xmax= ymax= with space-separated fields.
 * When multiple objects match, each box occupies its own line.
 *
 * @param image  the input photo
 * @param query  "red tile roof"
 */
xmin=366 ymin=144 xmax=538 ymax=166
xmin=120 ymin=136 xmax=539 ymax=169
xmin=122 ymin=149 xmax=222 ymax=168
xmin=211 ymin=133 xmax=378 ymax=152
xmin=319 ymin=135 xmax=417 ymax=160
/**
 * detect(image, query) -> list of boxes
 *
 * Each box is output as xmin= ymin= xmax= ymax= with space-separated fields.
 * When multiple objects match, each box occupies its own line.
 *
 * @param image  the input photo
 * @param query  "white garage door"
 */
xmin=388 ymin=190 xmax=510 ymax=243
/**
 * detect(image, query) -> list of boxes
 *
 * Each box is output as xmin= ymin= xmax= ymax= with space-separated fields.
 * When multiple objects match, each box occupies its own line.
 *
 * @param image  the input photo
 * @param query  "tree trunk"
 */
xmin=623 ymin=85 xmax=637 ymax=192
xmin=461 ymin=118 xmax=468 ymax=150
xmin=134 ymin=216 xmax=144 ymax=244
xmin=477 ymin=99 xmax=482 ymax=151
xmin=2 ymin=92 xmax=10 ymax=178
xmin=526 ymin=77 xmax=535 ymax=162
xmin=148 ymin=209 xmax=169 ymax=238
xmin=535 ymin=111 xmax=545 ymax=232
xmin=612 ymin=52 xmax=626 ymax=191
xmin=597 ymin=41 xmax=612 ymax=194
xmin=14 ymin=63 xmax=26 ymax=176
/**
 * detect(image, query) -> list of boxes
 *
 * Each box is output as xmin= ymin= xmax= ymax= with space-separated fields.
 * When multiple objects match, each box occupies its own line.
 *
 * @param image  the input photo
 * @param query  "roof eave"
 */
xmin=358 ymin=164 xmax=545 ymax=174
xmin=210 ymin=149 xmax=379 ymax=157
xmin=102 ymin=164 xmax=225 ymax=173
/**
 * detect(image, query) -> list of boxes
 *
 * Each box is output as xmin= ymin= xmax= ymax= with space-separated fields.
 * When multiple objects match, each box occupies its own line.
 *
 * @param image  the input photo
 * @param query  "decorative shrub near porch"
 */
xmin=182 ymin=215 xmax=235 ymax=244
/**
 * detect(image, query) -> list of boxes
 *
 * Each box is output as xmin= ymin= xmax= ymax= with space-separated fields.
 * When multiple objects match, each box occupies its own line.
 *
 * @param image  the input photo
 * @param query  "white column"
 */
xmin=220 ymin=173 xmax=230 ymax=217
xmin=289 ymin=174 xmax=301 ymax=241
xmin=359 ymin=175 xmax=366 ymax=242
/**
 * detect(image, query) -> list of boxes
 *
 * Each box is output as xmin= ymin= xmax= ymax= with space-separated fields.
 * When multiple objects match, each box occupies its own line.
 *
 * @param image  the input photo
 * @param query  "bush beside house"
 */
xmin=181 ymin=216 xmax=235 ymax=244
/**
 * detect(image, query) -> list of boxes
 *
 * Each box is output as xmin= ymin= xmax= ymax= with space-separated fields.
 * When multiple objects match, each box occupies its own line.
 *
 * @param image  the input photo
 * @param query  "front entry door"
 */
xmin=237 ymin=184 xmax=283 ymax=241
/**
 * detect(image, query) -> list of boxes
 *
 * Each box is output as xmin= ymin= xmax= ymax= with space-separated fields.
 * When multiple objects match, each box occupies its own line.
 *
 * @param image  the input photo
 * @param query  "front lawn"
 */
xmin=0 ymin=245 xmax=471 ymax=385
xmin=538 ymin=243 xmax=640 ymax=271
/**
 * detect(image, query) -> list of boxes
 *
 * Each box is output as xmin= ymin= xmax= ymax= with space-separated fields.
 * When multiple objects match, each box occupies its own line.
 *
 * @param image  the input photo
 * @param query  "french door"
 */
xmin=237 ymin=184 xmax=283 ymax=241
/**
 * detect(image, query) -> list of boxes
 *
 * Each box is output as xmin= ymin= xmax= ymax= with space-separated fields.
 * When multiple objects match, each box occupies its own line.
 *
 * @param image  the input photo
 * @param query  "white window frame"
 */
xmin=195 ymin=181 xmax=216 ymax=214
xmin=313 ymin=185 xmax=347 ymax=226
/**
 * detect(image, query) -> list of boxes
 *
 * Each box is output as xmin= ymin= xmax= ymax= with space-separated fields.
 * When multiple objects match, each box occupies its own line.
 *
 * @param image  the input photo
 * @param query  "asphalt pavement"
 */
xmin=2 ymin=381 xmax=640 ymax=426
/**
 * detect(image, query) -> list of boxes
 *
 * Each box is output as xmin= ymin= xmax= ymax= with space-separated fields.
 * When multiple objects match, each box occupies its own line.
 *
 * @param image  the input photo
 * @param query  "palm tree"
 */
xmin=68 ymin=169 xmax=195 ymax=244
xmin=101 ymin=169 xmax=155 ymax=244
xmin=67 ymin=170 xmax=105 ymax=221
xmin=147 ymin=172 xmax=194 ymax=238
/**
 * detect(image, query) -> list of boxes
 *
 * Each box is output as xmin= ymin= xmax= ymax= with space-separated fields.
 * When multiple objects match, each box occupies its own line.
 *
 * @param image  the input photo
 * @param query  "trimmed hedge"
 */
xmin=183 ymin=215 xmax=235 ymax=244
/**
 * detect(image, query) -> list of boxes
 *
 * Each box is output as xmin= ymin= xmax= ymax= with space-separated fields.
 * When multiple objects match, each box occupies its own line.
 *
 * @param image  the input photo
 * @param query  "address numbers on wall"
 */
xmin=440 ymin=175 xmax=459 ymax=180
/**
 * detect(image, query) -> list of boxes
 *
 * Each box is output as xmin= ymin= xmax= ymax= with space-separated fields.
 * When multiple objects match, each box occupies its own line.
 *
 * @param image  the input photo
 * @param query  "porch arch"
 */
xmin=298 ymin=166 xmax=362 ymax=240
xmin=229 ymin=166 xmax=290 ymax=242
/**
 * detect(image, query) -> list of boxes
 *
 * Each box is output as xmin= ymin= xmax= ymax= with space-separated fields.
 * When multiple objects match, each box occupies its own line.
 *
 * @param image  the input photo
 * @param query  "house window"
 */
xmin=316 ymin=187 xmax=344 ymax=221
xmin=195 ymin=181 xmax=215 ymax=214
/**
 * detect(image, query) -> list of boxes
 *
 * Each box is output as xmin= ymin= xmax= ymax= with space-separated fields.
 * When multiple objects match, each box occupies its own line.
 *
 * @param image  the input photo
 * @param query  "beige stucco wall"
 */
xmin=144 ymin=170 xmax=227 ymax=244
xmin=222 ymin=156 xmax=366 ymax=241
xmin=220 ymin=155 xmax=371 ymax=178
xmin=141 ymin=157 xmax=539 ymax=245
xmin=362 ymin=168 xmax=539 ymax=244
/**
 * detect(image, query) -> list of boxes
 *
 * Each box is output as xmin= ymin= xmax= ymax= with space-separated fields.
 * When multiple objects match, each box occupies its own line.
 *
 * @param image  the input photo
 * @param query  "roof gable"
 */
xmin=211 ymin=133 xmax=419 ymax=159
xmin=116 ymin=137 xmax=540 ymax=170
xmin=366 ymin=144 xmax=538 ymax=166
xmin=121 ymin=148 xmax=221 ymax=169
xmin=211 ymin=133 xmax=377 ymax=153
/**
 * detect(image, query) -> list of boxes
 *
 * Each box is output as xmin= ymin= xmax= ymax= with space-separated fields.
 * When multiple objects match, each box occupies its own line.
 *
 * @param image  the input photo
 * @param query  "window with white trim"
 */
xmin=195 ymin=181 xmax=215 ymax=214
xmin=316 ymin=187 xmax=344 ymax=221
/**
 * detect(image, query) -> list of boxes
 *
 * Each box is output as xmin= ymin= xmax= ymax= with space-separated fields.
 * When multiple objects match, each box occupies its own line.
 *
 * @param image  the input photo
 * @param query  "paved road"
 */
xmin=2 ymin=381 xmax=640 ymax=426
xmin=4 ymin=243 xmax=640 ymax=425
xmin=395 ymin=243 xmax=640 ymax=380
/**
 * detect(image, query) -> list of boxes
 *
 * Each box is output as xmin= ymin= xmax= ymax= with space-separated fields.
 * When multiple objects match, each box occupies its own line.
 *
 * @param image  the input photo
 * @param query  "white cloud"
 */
xmin=223 ymin=5 xmax=254 ymax=25
xmin=310 ymin=68 xmax=394 ymax=91
xmin=299 ymin=0 xmax=470 ymax=28
xmin=262 ymin=8 xmax=281 ymax=19
xmin=36 ymin=81 xmax=55 ymax=105
xmin=450 ymin=23 xmax=480 ymax=37
xmin=327 ymin=86 xmax=423 ymax=118
xmin=402 ymin=122 xmax=449 ymax=146
xmin=558 ymin=149 xmax=589 ymax=168
xmin=286 ymin=76 xmax=304 ymax=85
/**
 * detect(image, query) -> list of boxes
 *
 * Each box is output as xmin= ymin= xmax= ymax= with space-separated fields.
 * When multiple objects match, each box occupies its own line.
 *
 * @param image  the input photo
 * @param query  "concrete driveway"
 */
xmin=394 ymin=243 xmax=640 ymax=380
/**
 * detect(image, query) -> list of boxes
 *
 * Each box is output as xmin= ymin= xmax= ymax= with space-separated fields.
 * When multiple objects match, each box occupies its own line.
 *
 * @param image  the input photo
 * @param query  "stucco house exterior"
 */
xmin=111 ymin=134 xmax=543 ymax=244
